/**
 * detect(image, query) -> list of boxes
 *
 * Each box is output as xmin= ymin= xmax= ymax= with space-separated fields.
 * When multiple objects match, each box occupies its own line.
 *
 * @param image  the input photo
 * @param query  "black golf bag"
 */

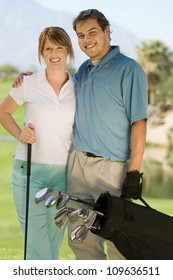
xmin=91 ymin=192 xmax=173 ymax=260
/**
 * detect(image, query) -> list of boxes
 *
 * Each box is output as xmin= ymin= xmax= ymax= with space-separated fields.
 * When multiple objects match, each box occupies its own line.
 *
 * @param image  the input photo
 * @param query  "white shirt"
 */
xmin=10 ymin=70 xmax=76 ymax=164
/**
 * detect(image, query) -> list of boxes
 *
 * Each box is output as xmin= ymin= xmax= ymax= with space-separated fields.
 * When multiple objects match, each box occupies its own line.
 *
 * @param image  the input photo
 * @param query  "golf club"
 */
xmin=56 ymin=192 xmax=103 ymax=210
xmin=83 ymin=211 xmax=97 ymax=228
xmin=24 ymin=143 xmax=32 ymax=260
xmin=70 ymin=225 xmax=87 ymax=242
xmin=74 ymin=225 xmax=89 ymax=242
xmin=54 ymin=207 xmax=75 ymax=228
xmin=68 ymin=208 xmax=85 ymax=224
xmin=35 ymin=188 xmax=51 ymax=203
xmin=56 ymin=193 xmax=70 ymax=209
xmin=45 ymin=192 xmax=62 ymax=208
xmin=35 ymin=187 xmax=60 ymax=204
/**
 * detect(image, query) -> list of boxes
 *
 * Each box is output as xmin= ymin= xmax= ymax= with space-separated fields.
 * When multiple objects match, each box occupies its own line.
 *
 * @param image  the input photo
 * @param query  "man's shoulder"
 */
xmin=78 ymin=59 xmax=90 ymax=70
xmin=117 ymin=53 xmax=145 ymax=73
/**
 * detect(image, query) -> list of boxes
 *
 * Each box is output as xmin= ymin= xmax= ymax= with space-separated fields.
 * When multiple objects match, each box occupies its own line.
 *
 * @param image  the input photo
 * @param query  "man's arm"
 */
xmin=121 ymin=119 xmax=147 ymax=199
xmin=129 ymin=119 xmax=147 ymax=172
xmin=12 ymin=72 xmax=33 ymax=88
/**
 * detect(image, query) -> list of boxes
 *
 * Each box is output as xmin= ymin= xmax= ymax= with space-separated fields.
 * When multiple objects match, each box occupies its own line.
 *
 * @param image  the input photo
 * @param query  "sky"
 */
xmin=35 ymin=0 xmax=173 ymax=51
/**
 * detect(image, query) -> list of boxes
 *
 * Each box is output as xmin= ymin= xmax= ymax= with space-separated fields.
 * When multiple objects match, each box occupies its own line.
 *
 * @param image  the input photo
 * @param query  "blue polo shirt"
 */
xmin=73 ymin=46 xmax=148 ymax=161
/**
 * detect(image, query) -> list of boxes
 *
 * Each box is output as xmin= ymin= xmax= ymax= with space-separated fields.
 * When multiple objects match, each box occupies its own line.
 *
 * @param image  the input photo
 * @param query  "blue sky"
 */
xmin=35 ymin=0 xmax=173 ymax=51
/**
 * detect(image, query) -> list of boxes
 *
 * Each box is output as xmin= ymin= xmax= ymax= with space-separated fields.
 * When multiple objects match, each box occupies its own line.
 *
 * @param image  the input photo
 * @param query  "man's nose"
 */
xmin=83 ymin=34 xmax=91 ymax=41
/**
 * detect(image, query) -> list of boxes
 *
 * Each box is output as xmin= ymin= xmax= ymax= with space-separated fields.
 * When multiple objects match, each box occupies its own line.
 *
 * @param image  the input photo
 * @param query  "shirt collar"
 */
xmin=35 ymin=70 xmax=74 ymax=85
xmin=87 ymin=45 xmax=120 ymax=68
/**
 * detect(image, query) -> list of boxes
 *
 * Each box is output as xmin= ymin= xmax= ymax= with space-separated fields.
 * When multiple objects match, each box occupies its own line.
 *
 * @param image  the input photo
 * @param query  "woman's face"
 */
xmin=42 ymin=39 xmax=68 ymax=69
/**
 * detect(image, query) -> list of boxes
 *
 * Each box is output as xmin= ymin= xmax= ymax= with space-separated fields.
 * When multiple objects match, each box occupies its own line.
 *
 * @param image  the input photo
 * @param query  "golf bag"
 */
xmin=91 ymin=192 xmax=173 ymax=260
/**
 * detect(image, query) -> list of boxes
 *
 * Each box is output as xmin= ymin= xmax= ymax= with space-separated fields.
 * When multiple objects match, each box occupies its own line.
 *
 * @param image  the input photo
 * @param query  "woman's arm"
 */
xmin=0 ymin=95 xmax=36 ymax=143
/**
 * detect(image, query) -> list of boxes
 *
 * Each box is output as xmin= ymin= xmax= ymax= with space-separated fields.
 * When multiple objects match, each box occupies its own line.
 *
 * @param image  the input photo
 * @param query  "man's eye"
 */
xmin=78 ymin=35 xmax=84 ymax=39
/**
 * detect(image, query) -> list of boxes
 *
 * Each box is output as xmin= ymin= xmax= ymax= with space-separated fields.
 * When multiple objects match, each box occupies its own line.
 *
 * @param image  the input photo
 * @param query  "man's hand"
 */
xmin=121 ymin=171 xmax=143 ymax=199
xmin=12 ymin=72 xmax=33 ymax=88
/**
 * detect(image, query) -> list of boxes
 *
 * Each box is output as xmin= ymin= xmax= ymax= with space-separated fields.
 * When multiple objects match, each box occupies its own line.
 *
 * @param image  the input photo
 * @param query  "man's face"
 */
xmin=76 ymin=18 xmax=110 ymax=61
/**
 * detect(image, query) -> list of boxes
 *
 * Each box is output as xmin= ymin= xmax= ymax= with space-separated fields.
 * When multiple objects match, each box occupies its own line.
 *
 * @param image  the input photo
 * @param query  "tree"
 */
xmin=66 ymin=63 xmax=76 ymax=76
xmin=137 ymin=40 xmax=173 ymax=105
xmin=0 ymin=64 xmax=20 ymax=81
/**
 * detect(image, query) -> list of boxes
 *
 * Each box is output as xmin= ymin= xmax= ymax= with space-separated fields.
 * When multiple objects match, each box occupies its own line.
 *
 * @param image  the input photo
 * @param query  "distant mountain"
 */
xmin=0 ymin=0 xmax=141 ymax=71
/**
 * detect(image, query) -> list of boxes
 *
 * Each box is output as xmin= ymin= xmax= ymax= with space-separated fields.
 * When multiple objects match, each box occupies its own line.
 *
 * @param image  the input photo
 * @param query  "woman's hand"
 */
xmin=18 ymin=123 xmax=36 ymax=144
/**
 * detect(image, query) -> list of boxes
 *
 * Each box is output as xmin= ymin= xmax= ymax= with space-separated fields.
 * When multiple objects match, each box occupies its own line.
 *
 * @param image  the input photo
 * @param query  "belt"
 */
xmin=83 ymin=151 xmax=103 ymax=158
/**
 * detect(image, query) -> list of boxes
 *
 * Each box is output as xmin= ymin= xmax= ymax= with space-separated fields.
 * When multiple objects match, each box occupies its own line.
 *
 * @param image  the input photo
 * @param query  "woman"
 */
xmin=0 ymin=27 xmax=76 ymax=259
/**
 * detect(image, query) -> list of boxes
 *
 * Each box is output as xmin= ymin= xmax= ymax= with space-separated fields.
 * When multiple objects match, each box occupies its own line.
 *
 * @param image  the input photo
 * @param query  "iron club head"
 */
xmin=56 ymin=193 xmax=70 ymax=209
xmin=35 ymin=188 xmax=50 ymax=204
xmin=45 ymin=192 xmax=62 ymax=208
xmin=54 ymin=207 xmax=75 ymax=228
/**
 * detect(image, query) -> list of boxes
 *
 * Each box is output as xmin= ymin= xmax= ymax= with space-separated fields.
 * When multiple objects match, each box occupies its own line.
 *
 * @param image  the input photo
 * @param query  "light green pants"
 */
xmin=12 ymin=159 xmax=67 ymax=260
xmin=67 ymin=149 xmax=128 ymax=260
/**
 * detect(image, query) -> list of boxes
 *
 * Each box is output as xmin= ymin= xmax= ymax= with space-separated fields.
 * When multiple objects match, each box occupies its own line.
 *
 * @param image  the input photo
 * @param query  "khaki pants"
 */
xmin=67 ymin=149 xmax=128 ymax=260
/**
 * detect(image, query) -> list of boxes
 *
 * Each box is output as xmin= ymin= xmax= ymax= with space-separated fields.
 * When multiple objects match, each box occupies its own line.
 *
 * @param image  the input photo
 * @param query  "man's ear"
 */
xmin=104 ymin=26 xmax=111 ymax=39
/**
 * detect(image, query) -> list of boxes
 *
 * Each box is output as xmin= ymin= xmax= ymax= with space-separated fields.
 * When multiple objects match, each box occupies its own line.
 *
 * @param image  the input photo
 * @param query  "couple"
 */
xmin=0 ymin=9 xmax=148 ymax=260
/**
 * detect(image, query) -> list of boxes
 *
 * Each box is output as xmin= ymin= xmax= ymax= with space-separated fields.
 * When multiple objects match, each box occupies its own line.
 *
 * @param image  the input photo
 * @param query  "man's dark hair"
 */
xmin=73 ymin=9 xmax=110 ymax=32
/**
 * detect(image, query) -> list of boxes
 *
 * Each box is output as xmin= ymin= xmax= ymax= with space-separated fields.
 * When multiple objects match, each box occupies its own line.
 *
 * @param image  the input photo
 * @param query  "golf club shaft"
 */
xmin=68 ymin=195 xmax=103 ymax=210
xmin=24 ymin=143 xmax=32 ymax=260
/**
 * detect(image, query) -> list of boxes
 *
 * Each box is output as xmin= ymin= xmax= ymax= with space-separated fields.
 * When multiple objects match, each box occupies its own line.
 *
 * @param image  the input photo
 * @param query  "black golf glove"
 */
xmin=121 ymin=171 xmax=143 ymax=199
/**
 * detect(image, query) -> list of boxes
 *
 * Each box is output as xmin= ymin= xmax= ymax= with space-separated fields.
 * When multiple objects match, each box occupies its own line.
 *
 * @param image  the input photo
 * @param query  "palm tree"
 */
xmin=137 ymin=40 xmax=173 ymax=105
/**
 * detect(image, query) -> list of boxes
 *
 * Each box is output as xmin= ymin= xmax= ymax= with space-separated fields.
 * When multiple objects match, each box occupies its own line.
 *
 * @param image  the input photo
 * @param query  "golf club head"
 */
xmin=35 ymin=188 xmax=50 ymax=204
xmin=54 ymin=208 xmax=69 ymax=228
xmin=75 ymin=225 xmax=89 ymax=242
xmin=84 ymin=212 xmax=97 ymax=229
xmin=45 ymin=192 xmax=62 ymax=208
xmin=56 ymin=194 xmax=70 ymax=209
xmin=70 ymin=225 xmax=85 ymax=242
xmin=78 ymin=208 xmax=91 ymax=219
xmin=84 ymin=210 xmax=97 ymax=223
xmin=54 ymin=207 xmax=75 ymax=227
xmin=68 ymin=208 xmax=83 ymax=224
xmin=90 ymin=218 xmax=101 ymax=230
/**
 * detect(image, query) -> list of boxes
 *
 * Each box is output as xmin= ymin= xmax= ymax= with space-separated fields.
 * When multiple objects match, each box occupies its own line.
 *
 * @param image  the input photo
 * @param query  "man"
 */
xmin=66 ymin=9 xmax=148 ymax=260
